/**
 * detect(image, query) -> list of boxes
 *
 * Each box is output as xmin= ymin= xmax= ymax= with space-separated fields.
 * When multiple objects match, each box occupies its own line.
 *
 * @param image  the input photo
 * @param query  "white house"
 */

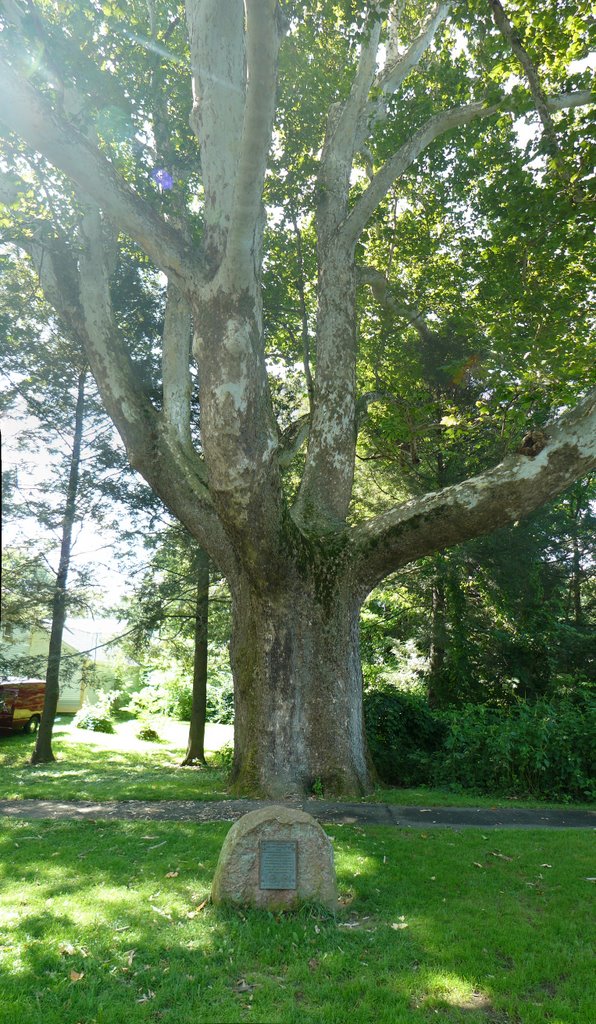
xmin=0 ymin=618 xmax=118 ymax=712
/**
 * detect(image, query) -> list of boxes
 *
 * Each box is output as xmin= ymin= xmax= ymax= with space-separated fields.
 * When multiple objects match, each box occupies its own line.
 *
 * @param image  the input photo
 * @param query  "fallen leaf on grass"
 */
xmin=150 ymin=905 xmax=172 ymax=920
xmin=233 ymin=979 xmax=255 ymax=994
xmin=490 ymin=852 xmax=513 ymax=861
xmin=473 ymin=862 xmax=484 ymax=869
xmin=69 ymin=970 xmax=84 ymax=983
xmin=165 ymin=871 xmax=179 ymax=878
xmin=540 ymin=864 xmax=552 ymax=869
xmin=391 ymin=922 xmax=409 ymax=930
xmin=136 ymin=990 xmax=155 ymax=1003
xmin=186 ymin=899 xmax=208 ymax=918
xmin=124 ymin=950 xmax=136 ymax=967
xmin=60 ymin=943 xmax=88 ymax=958
xmin=308 ymin=958 xmax=319 ymax=972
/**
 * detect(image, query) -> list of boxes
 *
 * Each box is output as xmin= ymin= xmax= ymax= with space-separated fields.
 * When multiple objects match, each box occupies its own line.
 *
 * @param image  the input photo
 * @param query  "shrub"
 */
xmin=210 ymin=742 xmax=234 ymax=770
xmin=123 ymin=683 xmax=164 ymax=719
xmin=363 ymin=686 xmax=446 ymax=786
xmin=206 ymin=677 xmax=234 ymax=724
xmin=364 ymin=684 xmax=595 ymax=801
xmin=163 ymin=677 xmax=193 ymax=721
xmin=123 ymin=667 xmax=234 ymax=724
xmin=73 ymin=705 xmax=114 ymax=734
xmin=137 ymin=722 xmax=161 ymax=742
xmin=437 ymin=694 xmax=596 ymax=801
xmin=73 ymin=690 xmax=120 ymax=734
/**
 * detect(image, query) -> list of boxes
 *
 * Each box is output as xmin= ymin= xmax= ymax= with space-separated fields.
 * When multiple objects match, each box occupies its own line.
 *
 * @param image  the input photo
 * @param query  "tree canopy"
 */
xmin=0 ymin=0 xmax=594 ymax=796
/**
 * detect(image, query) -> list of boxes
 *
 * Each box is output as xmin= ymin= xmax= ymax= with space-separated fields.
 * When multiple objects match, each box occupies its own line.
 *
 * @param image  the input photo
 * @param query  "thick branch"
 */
xmin=292 ymin=252 xmax=358 ymax=531
xmin=162 ymin=282 xmax=193 ymax=448
xmin=77 ymin=220 xmax=233 ymax=569
xmin=317 ymin=11 xmax=382 ymax=245
xmin=185 ymin=0 xmax=245 ymax=259
xmin=352 ymin=390 xmax=596 ymax=595
xmin=357 ymin=265 xmax=435 ymax=344
xmin=374 ymin=3 xmax=450 ymax=96
xmin=225 ymin=0 xmax=283 ymax=281
xmin=0 ymin=56 xmax=196 ymax=287
xmin=342 ymin=90 xmax=592 ymax=247
xmin=278 ymin=414 xmax=310 ymax=469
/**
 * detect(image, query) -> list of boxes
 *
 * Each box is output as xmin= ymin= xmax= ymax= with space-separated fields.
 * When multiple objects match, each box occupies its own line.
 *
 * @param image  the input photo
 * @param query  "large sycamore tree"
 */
xmin=0 ymin=0 xmax=594 ymax=795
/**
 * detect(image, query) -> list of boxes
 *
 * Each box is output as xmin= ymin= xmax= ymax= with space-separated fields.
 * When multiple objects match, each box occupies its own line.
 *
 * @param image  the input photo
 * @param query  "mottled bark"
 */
xmin=353 ymin=391 xmax=596 ymax=594
xmin=294 ymin=253 xmax=358 ymax=529
xmin=229 ymin=552 xmax=372 ymax=797
xmin=31 ymin=371 xmax=86 ymax=764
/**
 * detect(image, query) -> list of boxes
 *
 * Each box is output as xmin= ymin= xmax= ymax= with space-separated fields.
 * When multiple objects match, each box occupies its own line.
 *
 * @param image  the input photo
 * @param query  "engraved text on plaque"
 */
xmin=259 ymin=840 xmax=297 ymax=890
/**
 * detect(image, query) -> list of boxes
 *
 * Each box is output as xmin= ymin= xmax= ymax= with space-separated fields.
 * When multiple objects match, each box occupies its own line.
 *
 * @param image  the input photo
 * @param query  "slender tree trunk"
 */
xmin=428 ymin=448 xmax=447 ymax=707
xmin=181 ymin=546 xmax=209 ymax=765
xmin=428 ymin=563 xmax=447 ymax=708
xmin=228 ymin=560 xmax=373 ymax=798
xmin=571 ymin=534 xmax=583 ymax=627
xmin=31 ymin=371 xmax=86 ymax=764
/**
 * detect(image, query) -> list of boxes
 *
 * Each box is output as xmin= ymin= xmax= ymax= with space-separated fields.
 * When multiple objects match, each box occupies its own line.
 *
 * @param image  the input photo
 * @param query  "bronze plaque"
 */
xmin=259 ymin=840 xmax=297 ymax=890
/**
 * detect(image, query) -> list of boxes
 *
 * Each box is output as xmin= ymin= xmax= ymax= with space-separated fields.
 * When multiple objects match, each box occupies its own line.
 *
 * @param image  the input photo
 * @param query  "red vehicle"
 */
xmin=0 ymin=678 xmax=45 ymax=734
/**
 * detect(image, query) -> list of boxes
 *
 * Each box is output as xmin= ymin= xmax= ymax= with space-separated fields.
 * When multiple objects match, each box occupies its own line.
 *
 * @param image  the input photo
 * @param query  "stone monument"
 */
xmin=211 ymin=805 xmax=337 ymax=911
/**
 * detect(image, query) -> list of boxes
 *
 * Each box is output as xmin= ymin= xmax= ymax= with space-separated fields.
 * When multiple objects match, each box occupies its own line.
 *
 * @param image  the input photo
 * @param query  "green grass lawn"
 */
xmin=0 ymin=717 xmax=232 ymax=802
xmin=0 ymin=820 xmax=593 ymax=1024
xmin=1 ymin=717 xmax=592 ymax=810
xmin=367 ymin=786 xmax=596 ymax=810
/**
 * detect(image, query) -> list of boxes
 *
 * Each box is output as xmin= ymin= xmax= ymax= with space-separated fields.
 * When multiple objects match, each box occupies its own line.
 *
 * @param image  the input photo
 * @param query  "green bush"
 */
xmin=73 ymin=705 xmax=114 ymax=734
xmin=206 ymin=677 xmax=234 ymax=724
xmin=437 ymin=694 xmax=596 ymax=801
xmin=364 ymin=686 xmax=446 ymax=786
xmin=210 ymin=742 xmax=234 ymax=770
xmin=137 ymin=721 xmax=161 ymax=742
xmin=73 ymin=690 xmax=120 ymax=734
xmin=124 ymin=670 xmax=234 ymax=724
xmin=364 ymin=686 xmax=595 ymax=801
xmin=163 ymin=677 xmax=194 ymax=720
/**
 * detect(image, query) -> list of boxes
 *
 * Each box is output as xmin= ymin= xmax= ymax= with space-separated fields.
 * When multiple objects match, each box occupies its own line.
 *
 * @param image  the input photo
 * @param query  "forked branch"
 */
xmin=342 ymin=90 xmax=592 ymax=247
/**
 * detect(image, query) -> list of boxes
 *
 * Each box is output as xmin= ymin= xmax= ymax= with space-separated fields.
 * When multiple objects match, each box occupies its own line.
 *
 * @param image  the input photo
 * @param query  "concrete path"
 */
xmin=0 ymin=798 xmax=594 ymax=829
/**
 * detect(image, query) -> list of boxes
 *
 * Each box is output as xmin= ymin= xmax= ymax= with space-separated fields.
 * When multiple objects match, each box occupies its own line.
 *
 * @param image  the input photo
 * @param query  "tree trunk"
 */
xmin=228 ymin=563 xmax=373 ymax=798
xmin=31 ymin=371 xmax=86 ymax=764
xmin=428 ymin=564 xmax=447 ymax=708
xmin=181 ymin=546 xmax=210 ymax=766
xmin=571 ymin=534 xmax=583 ymax=627
xmin=428 ymin=450 xmax=447 ymax=708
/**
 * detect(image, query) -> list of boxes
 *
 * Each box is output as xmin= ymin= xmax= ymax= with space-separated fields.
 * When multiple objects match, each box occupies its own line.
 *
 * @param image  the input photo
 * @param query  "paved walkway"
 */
xmin=0 ymin=798 xmax=594 ymax=829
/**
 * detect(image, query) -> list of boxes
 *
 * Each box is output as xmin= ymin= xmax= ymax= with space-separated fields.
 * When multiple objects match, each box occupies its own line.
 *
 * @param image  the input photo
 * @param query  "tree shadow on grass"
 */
xmin=1 ymin=823 xmax=591 ymax=1024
